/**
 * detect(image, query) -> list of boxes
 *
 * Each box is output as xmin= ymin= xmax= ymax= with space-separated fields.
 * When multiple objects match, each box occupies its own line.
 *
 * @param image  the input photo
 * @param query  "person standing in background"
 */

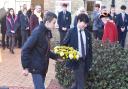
xmin=6 ymin=8 xmax=17 ymax=54
xmin=100 ymin=13 xmax=118 ymax=43
xmin=0 ymin=13 xmax=9 ymax=49
xmin=16 ymin=4 xmax=28 ymax=48
xmin=92 ymin=4 xmax=103 ymax=40
xmin=109 ymin=6 xmax=117 ymax=23
xmin=57 ymin=3 xmax=71 ymax=44
xmin=116 ymin=5 xmax=128 ymax=47
xmin=27 ymin=4 xmax=34 ymax=19
xmin=20 ymin=8 xmax=30 ymax=46
xmin=73 ymin=7 xmax=88 ymax=27
xmin=30 ymin=5 xmax=43 ymax=32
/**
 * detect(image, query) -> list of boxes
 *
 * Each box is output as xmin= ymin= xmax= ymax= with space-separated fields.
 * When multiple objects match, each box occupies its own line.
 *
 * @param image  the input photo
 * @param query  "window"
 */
xmin=87 ymin=1 xmax=95 ymax=12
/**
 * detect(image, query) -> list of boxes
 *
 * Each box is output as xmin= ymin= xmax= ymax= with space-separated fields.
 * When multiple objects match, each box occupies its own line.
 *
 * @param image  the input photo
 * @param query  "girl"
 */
xmin=6 ymin=8 xmax=17 ymax=54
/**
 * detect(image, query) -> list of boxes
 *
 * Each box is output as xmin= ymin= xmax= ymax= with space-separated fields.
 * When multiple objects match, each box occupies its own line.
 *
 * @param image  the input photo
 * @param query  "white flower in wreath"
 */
xmin=69 ymin=54 xmax=74 ymax=59
xmin=60 ymin=52 xmax=64 ymax=57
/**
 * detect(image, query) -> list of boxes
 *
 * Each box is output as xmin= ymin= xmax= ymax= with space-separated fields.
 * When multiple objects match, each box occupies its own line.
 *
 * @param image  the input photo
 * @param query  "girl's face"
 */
xmin=10 ymin=9 xmax=14 ymax=15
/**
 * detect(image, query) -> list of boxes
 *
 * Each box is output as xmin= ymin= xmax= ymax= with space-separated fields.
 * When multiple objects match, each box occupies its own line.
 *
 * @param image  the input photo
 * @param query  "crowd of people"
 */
xmin=92 ymin=4 xmax=128 ymax=47
xmin=0 ymin=4 xmax=43 ymax=54
xmin=0 ymin=2 xmax=128 ymax=89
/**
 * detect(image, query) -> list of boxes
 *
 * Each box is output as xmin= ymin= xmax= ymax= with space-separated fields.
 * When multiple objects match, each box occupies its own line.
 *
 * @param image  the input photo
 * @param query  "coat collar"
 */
xmin=40 ymin=22 xmax=52 ymax=38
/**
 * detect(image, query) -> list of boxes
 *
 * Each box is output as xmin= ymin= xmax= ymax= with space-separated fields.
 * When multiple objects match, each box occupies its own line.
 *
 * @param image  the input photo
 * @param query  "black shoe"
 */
xmin=2 ymin=47 xmax=5 ymax=50
xmin=11 ymin=50 xmax=15 ymax=54
xmin=9 ymin=48 xmax=11 ymax=52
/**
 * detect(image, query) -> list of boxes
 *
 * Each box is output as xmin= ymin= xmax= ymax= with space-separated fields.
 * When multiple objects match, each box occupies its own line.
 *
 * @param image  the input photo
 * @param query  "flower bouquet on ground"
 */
xmin=54 ymin=46 xmax=80 ymax=69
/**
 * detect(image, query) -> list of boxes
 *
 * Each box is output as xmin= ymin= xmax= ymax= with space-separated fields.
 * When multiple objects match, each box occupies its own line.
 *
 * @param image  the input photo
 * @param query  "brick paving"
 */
xmin=0 ymin=48 xmax=57 ymax=89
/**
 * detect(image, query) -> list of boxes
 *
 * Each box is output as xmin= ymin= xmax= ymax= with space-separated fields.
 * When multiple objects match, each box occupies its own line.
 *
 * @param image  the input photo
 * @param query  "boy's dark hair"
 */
xmin=43 ymin=11 xmax=57 ymax=23
xmin=62 ymin=3 xmax=68 ymax=7
xmin=121 ymin=5 xmax=126 ymax=10
xmin=95 ymin=4 xmax=100 ymax=8
xmin=77 ymin=13 xmax=89 ymax=23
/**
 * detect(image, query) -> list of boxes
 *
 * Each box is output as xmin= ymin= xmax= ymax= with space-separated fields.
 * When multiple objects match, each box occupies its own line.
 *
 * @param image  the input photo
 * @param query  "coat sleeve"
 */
xmin=6 ymin=17 xmax=11 ymax=32
xmin=21 ymin=30 xmax=39 ymax=69
xmin=14 ymin=16 xmax=20 ymax=32
xmin=57 ymin=12 xmax=62 ymax=29
xmin=49 ymin=51 xmax=59 ymax=60
xmin=62 ymin=29 xmax=72 ymax=45
xmin=67 ymin=12 xmax=71 ymax=29
xmin=30 ymin=15 xmax=35 ymax=31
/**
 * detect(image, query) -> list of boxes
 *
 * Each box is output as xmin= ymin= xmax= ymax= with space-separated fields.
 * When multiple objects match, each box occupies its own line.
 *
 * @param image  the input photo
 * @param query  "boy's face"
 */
xmin=46 ymin=18 xmax=57 ymax=30
xmin=36 ymin=6 xmax=41 ymax=13
xmin=95 ymin=7 xmax=100 ymax=11
xmin=121 ymin=9 xmax=125 ymax=13
xmin=63 ymin=6 xmax=67 ymax=12
xmin=111 ymin=8 xmax=115 ymax=13
xmin=78 ymin=21 xmax=87 ymax=30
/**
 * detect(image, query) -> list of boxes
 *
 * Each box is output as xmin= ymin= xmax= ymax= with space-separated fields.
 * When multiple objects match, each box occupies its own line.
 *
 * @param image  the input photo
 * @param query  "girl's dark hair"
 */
xmin=8 ymin=8 xmax=15 ymax=18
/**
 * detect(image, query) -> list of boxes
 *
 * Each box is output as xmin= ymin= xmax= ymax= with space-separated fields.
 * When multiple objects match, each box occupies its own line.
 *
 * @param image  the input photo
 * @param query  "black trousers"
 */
xmin=93 ymin=30 xmax=103 ymax=40
xmin=71 ymin=59 xmax=89 ymax=89
xmin=9 ymin=34 xmax=15 ymax=51
xmin=15 ymin=28 xmax=22 ymax=48
xmin=59 ymin=31 xmax=67 ymax=44
xmin=119 ymin=31 xmax=127 ymax=48
xmin=1 ymin=33 xmax=9 ymax=48
xmin=21 ymin=30 xmax=29 ymax=46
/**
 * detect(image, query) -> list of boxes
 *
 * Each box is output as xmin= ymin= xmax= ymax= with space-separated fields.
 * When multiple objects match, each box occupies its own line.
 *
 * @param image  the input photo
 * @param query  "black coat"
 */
xmin=109 ymin=13 xmax=117 ymax=23
xmin=21 ymin=22 xmax=57 ymax=75
xmin=57 ymin=11 xmax=71 ymax=31
xmin=62 ymin=27 xmax=92 ymax=70
xmin=116 ymin=13 xmax=128 ymax=41
xmin=1 ymin=15 xmax=6 ymax=34
xmin=20 ymin=13 xmax=29 ymax=30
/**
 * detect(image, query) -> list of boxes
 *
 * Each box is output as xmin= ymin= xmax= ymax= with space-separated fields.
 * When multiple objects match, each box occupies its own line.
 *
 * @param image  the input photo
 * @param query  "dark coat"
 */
xmin=62 ymin=27 xmax=92 ymax=70
xmin=116 ymin=13 xmax=128 ymax=31
xmin=21 ymin=22 xmax=58 ymax=75
xmin=1 ymin=15 xmax=6 ymax=34
xmin=73 ymin=16 xmax=77 ymax=27
xmin=109 ymin=13 xmax=117 ymax=23
xmin=57 ymin=11 xmax=71 ymax=31
xmin=16 ymin=10 xmax=22 ymax=29
xmin=6 ymin=15 xmax=18 ymax=36
xmin=92 ymin=11 xmax=104 ymax=31
xmin=27 ymin=9 xmax=32 ymax=19
xmin=116 ymin=13 xmax=128 ymax=42
xmin=20 ymin=13 xmax=29 ymax=30
xmin=30 ymin=13 xmax=43 ymax=31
